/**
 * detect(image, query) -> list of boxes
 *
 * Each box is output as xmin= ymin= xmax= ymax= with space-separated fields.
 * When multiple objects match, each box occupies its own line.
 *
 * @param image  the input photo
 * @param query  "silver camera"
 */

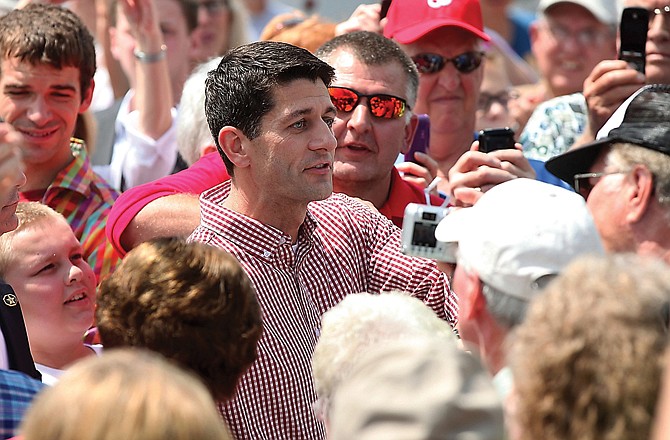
xmin=401 ymin=203 xmax=450 ymax=259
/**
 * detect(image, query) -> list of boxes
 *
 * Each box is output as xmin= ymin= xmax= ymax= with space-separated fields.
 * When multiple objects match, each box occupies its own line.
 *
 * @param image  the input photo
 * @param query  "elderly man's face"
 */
xmin=400 ymin=27 xmax=484 ymax=163
xmin=530 ymin=3 xmax=616 ymax=96
xmin=583 ymin=149 xmax=637 ymax=253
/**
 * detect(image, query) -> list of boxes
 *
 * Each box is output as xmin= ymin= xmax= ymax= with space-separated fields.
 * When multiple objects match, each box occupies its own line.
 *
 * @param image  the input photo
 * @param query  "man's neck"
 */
xmin=473 ymin=312 xmax=510 ymax=377
xmin=223 ymin=183 xmax=308 ymax=244
xmin=22 ymin=150 xmax=74 ymax=192
xmin=333 ymin=173 xmax=392 ymax=209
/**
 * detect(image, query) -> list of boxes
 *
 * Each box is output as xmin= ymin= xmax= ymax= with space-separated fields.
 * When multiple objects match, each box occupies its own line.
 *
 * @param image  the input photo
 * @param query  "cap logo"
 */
xmin=3 ymin=293 xmax=17 ymax=307
xmin=427 ymin=0 xmax=453 ymax=8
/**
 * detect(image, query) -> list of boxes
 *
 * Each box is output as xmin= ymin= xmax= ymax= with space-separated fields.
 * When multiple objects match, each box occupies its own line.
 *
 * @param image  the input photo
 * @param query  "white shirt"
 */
xmin=93 ymin=90 xmax=178 ymax=191
xmin=35 ymin=344 xmax=103 ymax=386
xmin=0 ymin=329 xmax=8 ymax=370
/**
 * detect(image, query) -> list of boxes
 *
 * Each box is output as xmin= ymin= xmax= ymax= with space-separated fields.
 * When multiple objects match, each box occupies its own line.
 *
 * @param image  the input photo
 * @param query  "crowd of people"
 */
xmin=1 ymin=0 xmax=670 ymax=439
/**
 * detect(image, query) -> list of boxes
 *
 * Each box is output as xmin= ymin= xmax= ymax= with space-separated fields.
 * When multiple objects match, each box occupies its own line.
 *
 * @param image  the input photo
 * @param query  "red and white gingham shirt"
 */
xmin=189 ymin=180 xmax=457 ymax=439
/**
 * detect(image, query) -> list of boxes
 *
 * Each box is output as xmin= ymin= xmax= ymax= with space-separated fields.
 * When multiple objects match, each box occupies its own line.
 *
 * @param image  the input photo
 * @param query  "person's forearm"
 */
xmin=120 ymin=193 xmax=200 ymax=252
xmin=134 ymin=41 xmax=173 ymax=139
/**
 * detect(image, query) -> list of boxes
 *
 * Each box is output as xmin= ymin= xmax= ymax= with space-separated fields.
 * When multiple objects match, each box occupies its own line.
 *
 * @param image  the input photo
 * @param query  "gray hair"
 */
xmin=607 ymin=142 xmax=670 ymax=211
xmin=176 ymin=57 xmax=221 ymax=166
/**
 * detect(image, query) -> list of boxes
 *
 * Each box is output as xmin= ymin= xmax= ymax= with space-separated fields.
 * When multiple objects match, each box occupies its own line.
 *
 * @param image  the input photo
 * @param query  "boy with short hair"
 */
xmin=0 ymin=202 xmax=99 ymax=384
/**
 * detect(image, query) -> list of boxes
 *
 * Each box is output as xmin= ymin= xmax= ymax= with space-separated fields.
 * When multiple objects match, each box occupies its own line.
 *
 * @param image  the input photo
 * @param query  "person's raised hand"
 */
xmin=396 ymin=151 xmax=439 ymax=191
xmin=581 ymin=59 xmax=645 ymax=141
xmin=335 ymin=3 xmax=384 ymax=36
xmin=448 ymin=141 xmax=535 ymax=207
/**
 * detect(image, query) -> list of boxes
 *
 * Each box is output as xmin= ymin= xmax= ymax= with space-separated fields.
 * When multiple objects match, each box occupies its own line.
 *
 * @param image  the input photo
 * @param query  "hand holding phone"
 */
xmin=619 ymin=7 xmax=649 ymax=74
xmin=477 ymin=127 xmax=515 ymax=153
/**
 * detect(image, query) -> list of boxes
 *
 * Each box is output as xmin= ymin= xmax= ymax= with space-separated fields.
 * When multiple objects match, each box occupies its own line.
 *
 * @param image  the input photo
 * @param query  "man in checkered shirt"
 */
xmin=188 ymin=40 xmax=457 ymax=439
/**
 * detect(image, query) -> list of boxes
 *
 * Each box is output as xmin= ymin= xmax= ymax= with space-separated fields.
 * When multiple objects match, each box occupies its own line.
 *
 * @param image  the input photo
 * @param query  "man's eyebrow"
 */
xmin=4 ymin=83 xmax=77 ymax=92
xmin=284 ymin=107 xmax=314 ymax=120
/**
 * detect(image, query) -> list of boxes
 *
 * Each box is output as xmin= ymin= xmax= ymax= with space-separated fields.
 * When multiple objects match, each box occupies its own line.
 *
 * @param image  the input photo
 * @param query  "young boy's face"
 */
xmin=5 ymin=216 xmax=96 ymax=350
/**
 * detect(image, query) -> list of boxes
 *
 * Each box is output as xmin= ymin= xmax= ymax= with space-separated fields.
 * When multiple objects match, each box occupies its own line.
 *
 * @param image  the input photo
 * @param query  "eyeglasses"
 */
xmin=328 ymin=86 xmax=409 ymax=119
xmin=196 ymin=0 xmax=228 ymax=14
xmin=477 ymin=89 xmax=520 ymax=113
xmin=542 ymin=21 xmax=611 ymax=46
xmin=411 ymin=51 xmax=485 ymax=74
xmin=573 ymin=171 xmax=625 ymax=198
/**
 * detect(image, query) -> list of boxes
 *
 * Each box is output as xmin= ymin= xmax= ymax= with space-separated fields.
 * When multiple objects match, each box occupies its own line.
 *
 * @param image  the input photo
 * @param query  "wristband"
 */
xmin=133 ymin=44 xmax=167 ymax=63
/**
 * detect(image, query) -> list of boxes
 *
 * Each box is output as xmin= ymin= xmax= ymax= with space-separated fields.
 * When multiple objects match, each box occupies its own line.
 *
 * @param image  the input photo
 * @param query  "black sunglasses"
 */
xmin=412 ymin=51 xmax=485 ymax=74
xmin=328 ymin=86 xmax=409 ymax=119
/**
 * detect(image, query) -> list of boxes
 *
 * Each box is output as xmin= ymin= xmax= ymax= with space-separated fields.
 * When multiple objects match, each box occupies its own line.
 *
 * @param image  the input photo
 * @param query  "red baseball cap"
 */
xmin=383 ymin=0 xmax=491 ymax=44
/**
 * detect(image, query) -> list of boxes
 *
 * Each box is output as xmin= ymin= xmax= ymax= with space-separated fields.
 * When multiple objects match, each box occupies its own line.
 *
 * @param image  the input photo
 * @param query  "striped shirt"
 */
xmin=189 ymin=180 xmax=457 ymax=440
xmin=20 ymin=139 xmax=121 ymax=282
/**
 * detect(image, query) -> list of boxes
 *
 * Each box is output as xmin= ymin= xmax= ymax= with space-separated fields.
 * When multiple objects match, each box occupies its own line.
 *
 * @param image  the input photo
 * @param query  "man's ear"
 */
xmin=626 ymin=164 xmax=655 ymax=223
xmin=459 ymin=268 xmax=485 ymax=319
xmin=401 ymin=113 xmax=419 ymax=155
xmin=78 ymin=78 xmax=95 ymax=113
xmin=218 ymin=127 xmax=251 ymax=169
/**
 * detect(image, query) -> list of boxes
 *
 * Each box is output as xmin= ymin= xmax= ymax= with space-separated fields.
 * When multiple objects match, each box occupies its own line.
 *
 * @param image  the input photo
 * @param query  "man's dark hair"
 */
xmin=315 ymin=31 xmax=419 ymax=106
xmin=108 ymin=0 xmax=198 ymax=33
xmin=205 ymin=40 xmax=335 ymax=175
xmin=0 ymin=4 xmax=96 ymax=101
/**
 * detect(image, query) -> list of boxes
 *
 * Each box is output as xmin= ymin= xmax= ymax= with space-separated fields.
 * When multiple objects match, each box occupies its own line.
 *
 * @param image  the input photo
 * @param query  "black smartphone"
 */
xmin=380 ymin=0 xmax=392 ymax=19
xmin=404 ymin=114 xmax=430 ymax=164
xmin=619 ymin=7 xmax=649 ymax=74
xmin=478 ymin=127 xmax=515 ymax=153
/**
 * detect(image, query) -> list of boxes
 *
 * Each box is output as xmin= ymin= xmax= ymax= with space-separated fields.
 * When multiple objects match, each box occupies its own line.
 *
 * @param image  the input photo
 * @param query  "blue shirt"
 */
xmin=0 ymin=369 xmax=44 ymax=439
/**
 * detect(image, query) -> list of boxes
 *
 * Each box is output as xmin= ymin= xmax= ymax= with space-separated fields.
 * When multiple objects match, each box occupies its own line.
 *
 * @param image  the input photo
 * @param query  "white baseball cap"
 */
xmin=538 ymin=0 xmax=619 ymax=25
xmin=434 ymin=178 xmax=604 ymax=301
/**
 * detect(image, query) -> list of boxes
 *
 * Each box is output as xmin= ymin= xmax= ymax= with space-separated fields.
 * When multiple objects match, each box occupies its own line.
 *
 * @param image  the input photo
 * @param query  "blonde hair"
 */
xmin=21 ymin=348 xmax=232 ymax=440
xmin=0 ymin=201 xmax=64 ymax=278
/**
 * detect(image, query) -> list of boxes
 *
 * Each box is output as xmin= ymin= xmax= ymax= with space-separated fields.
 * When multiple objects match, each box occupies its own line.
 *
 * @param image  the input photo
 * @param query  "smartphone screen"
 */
xmin=404 ymin=114 xmax=430 ymax=164
xmin=619 ymin=7 xmax=649 ymax=74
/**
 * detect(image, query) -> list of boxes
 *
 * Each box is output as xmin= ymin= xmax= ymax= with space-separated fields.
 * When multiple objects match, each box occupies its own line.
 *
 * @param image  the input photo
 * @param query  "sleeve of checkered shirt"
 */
xmin=335 ymin=194 xmax=458 ymax=326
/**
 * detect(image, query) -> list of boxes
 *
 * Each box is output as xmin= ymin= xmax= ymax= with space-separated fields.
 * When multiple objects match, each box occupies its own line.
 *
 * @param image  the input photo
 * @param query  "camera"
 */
xmin=478 ymin=127 xmax=515 ymax=153
xmin=402 ymin=203 xmax=451 ymax=259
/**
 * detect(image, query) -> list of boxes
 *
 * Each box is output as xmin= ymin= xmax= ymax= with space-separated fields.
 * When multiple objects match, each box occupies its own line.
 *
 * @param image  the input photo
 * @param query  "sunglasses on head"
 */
xmin=328 ymin=86 xmax=409 ymax=119
xmin=412 ymin=51 xmax=485 ymax=74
